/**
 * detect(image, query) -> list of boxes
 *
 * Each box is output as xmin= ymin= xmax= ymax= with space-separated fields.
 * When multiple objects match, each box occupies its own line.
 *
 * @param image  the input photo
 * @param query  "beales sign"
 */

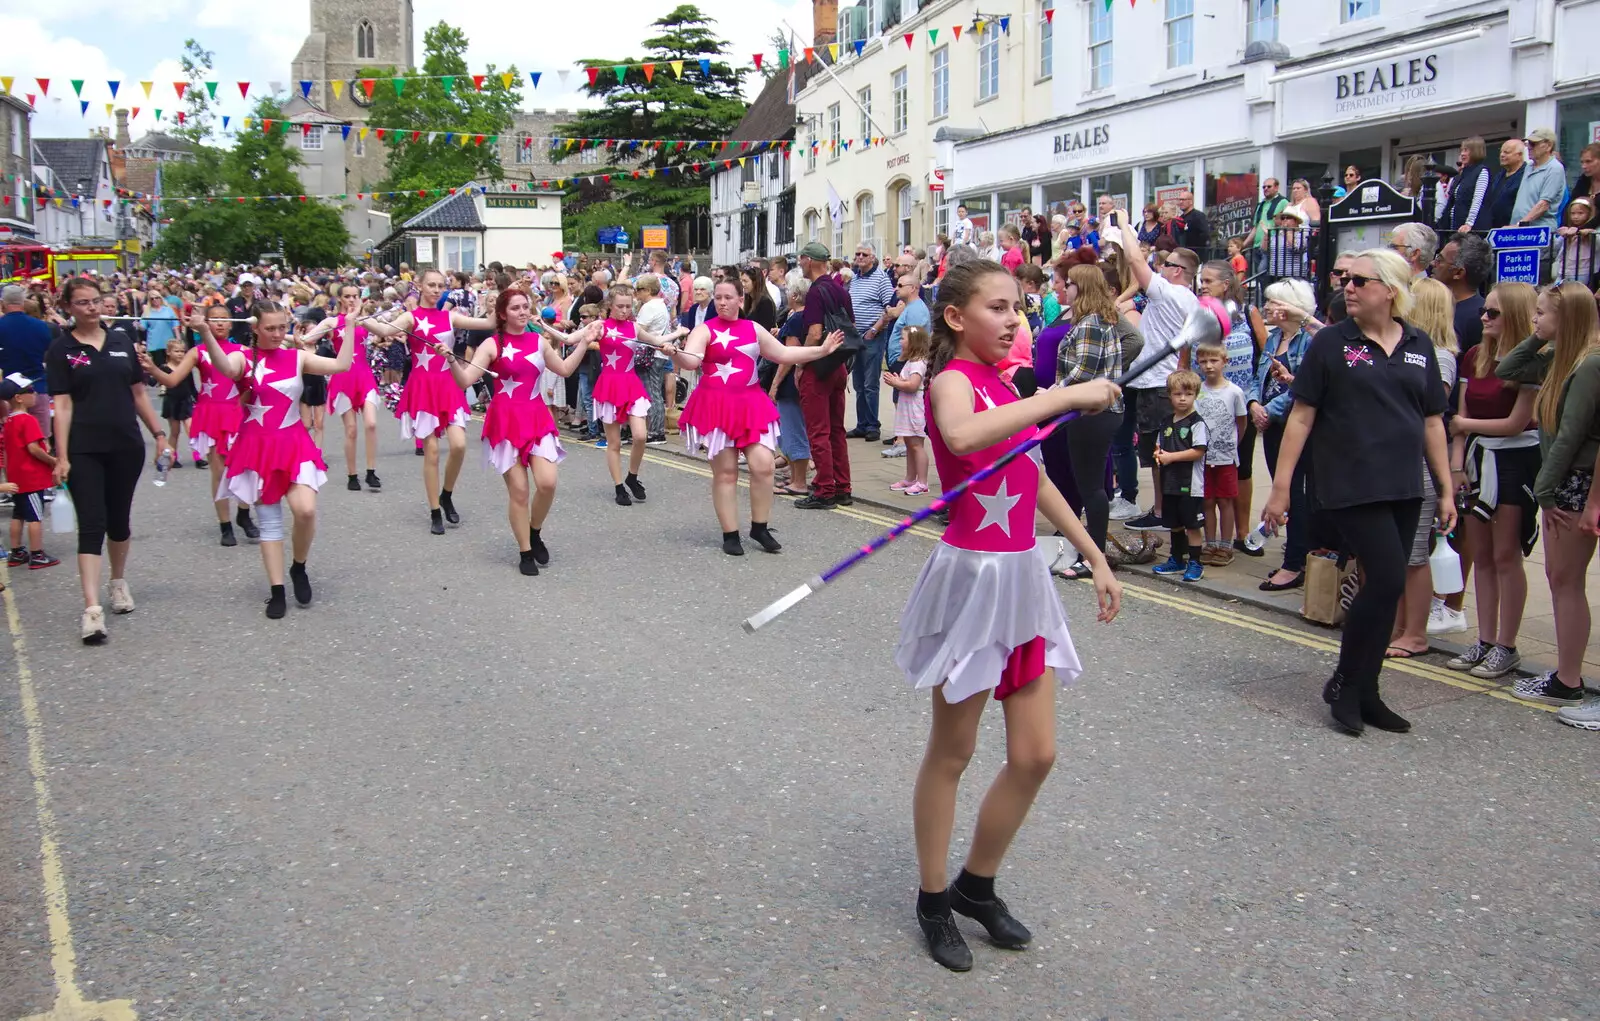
xmin=1050 ymin=122 xmax=1111 ymax=169
xmin=1277 ymin=22 xmax=1512 ymax=136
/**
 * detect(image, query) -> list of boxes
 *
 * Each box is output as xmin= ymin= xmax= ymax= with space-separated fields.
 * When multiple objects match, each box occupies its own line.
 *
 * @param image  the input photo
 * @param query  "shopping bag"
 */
xmin=49 ymin=487 xmax=76 ymax=534
xmin=1301 ymin=549 xmax=1358 ymax=626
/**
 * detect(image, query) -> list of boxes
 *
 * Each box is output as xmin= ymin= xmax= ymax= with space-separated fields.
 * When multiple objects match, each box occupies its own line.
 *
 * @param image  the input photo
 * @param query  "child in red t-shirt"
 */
xmin=0 ymin=379 xmax=61 ymax=570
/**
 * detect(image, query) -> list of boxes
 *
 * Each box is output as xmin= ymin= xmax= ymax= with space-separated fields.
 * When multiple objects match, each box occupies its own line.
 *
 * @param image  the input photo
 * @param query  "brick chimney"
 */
xmin=114 ymin=108 xmax=131 ymax=149
xmin=813 ymin=0 xmax=838 ymax=47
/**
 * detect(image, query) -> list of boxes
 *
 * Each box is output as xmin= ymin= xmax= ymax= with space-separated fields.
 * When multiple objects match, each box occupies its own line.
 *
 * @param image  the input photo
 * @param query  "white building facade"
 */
xmin=951 ymin=0 xmax=1600 ymax=252
xmin=791 ymin=0 xmax=1060 ymax=258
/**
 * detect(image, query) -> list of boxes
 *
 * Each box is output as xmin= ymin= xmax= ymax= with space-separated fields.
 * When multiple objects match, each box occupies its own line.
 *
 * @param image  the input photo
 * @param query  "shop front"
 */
xmin=949 ymin=80 xmax=1252 ymax=244
xmin=1554 ymin=0 xmax=1600 ymax=192
xmin=1270 ymin=17 xmax=1523 ymax=192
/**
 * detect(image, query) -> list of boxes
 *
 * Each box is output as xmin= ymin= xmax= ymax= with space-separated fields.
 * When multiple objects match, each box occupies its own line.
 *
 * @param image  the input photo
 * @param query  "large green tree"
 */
xmin=360 ymin=22 xmax=522 ymax=222
xmin=151 ymin=96 xmax=349 ymax=267
xmin=552 ymin=4 xmax=749 ymax=248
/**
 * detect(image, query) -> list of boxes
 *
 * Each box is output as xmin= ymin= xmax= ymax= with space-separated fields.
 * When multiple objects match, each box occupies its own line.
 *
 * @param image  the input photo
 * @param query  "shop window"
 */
xmin=1203 ymin=153 xmax=1260 ymax=252
xmin=859 ymin=87 xmax=873 ymax=148
xmin=998 ymin=188 xmax=1033 ymax=232
xmin=828 ymin=103 xmax=841 ymax=162
xmin=1145 ymin=161 xmax=1193 ymax=209
xmin=958 ymin=195 xmax=992 ymax=234
xmin=978 ymin=23 xmax=1001 ymax=101
xmin=1088 ymin=172 xmax=1132 ymax=217
xmin=441 ymin=235 xmax=477 ymax=272
xmin=1165 ymin=0 xmax=1193 ymax=69
xmin=1342 ymin=0 xmax=1378 ymax=22
xmin=1089 ymin=3 xmax=1112 ymax=91
xmin=935 ymin=201 xmax=950 ymax=241
xmin=1246 ymin=0 xmax=1278 ymax=44
xmin=1039 ymin=1 xmax=1054 ymax=80
xmin=1042 ymin=180 xmax=1081 ymax=220
xmin=891 ymin=68 xmax=908 ymax=134
xmin=931 ymin=47 xmax=949 ymax=119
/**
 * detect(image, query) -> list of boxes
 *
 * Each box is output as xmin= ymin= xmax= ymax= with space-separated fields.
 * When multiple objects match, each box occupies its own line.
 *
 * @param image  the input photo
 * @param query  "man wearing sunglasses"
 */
xmin=1512 ymin=128 xmax=1566 ymax=230
xmin=1430 ymin=233 xmax=1491 ymax=357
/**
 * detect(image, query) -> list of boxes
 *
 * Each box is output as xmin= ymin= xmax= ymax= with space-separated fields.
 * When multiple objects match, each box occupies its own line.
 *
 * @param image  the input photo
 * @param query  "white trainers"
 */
xmin=81 ymin=605 xmax=106 ymax=644
xmin=108 ymin=578 xmax=135 ymax=614
xmin=1108 ymin=496 xmax=1141 ymax=520
xmin=1426 ymin=601 xmax=1467 ymax=635
xmin=1556 ymin=698 xmax=1600 ymax=731
xmin=881 ymin=443 xmax=906 ymax=458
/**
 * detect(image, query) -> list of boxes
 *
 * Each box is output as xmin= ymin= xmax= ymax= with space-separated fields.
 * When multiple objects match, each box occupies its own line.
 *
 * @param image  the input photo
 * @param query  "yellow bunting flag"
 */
xmin=828 ymin=43 xmax=839 ymax=61
xmin=140 ymin=81 xmax=152 ymax=98
xmin=737 ymin=157 xmax=746 ymax=166
xmin=500 ymin=72 xmax=514 ymax=90
xmin=104 ymin=103 xmax=113 ymax=116
xmin=670 ymin=61 xmax=684 ymax=78
xmin=0 ymin=77 xmax=12 ymax=95
xmin=331 ymin=80 xmax=345 ymax=100
xmin=358 ymin=127 xmax=369 ymax=139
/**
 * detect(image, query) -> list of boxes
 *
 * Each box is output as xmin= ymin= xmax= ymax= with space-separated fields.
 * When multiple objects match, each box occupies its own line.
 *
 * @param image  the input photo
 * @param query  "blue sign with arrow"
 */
xmin=1488 ymin=226 xmax=1551 ymax=250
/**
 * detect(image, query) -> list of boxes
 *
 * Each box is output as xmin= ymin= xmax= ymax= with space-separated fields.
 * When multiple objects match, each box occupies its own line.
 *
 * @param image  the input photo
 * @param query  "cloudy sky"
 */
xmin=6 ymin=0 xmax=817 ymax=140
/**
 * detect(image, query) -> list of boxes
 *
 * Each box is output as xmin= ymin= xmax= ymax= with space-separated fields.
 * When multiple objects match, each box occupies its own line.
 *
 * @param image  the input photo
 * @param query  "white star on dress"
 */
xmin=414 ymin=348 xmax=438 ymax=372
xmin=500 ymin=377 xmax=524 ymax=399
xmin=500 ymin=341 xmax=521 ymax=363
xmin=604 ymin=326 xmax=624 ymax=340
xmin=267 ymin=371 xmax=303 ymax=429
xmin=604 ymin=351 xmax=625 ymax=370
xmin=200 ymin=380 xmax=216 ymax=398
xmin=412 ymin=316 xmax=437 ymax=338
xmin=974 ymin=387 xmax=997 ymax=410
xmin=712 ymin=361 xmax=739 ymax=382
xmin=243 ymin=400 xmax=269 ymax=425
xmin=709 ymin=327 xmax=735 ymax=349
xmin=735 ymin=339 xmax=761 ymax=385
xmin=972 ymin=479 xmax=1021 ymax=536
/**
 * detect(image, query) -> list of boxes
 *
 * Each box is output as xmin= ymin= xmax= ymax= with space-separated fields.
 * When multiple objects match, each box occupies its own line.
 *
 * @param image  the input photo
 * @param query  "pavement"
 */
xmin=1 ymin=425 xmax=1597 ymax=1021
xmin=809 ymin=381 xmax=1600 ymax=680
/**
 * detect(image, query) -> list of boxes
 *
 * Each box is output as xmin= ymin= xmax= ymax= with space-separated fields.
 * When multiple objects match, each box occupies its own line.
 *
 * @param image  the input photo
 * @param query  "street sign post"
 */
xmin=1495 ymin=248 xmax=1541 ymax=284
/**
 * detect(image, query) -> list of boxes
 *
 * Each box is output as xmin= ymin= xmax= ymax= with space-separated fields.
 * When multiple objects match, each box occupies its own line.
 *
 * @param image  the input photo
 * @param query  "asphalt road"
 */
xmin=2 ymin=432 xmax=1596 ymax=1021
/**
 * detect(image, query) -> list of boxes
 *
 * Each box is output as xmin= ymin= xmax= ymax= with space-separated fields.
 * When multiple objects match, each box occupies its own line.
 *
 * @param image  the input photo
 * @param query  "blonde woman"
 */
xmin=1387 ymin=278 xmax=1461 ymax=659
xmin=1446 ymin=283 xmax=1539 ymax=680
xmin=1263 ymin=250 xmax=1454 ymax=736
xmin=1497 ymin=283 xmax=1600 ymax=715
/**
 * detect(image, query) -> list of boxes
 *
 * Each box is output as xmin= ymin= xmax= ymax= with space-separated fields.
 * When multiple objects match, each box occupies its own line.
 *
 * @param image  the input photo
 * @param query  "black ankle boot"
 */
xmin=748 ymin=522 xmax=781 ymax=553
xmin=1323 ymin=673 xmax=1364 ymax=736
xmin=264 ymin=585 xmax=287 ymax=619
xmin=439 ymin=489 xmax=460 ymax=524
xmin=219 ymin=522 xmax=237 ymax=547
xmin=519 ymin=549 xmax=540 ymax=576
xmin=528 ymin=528 xmax=549 ymax=566
xmin=916 ymin=890 xmax=972 ymax=972
xmin=1361 ymin=679 xmax=1412 ymax=732
xmin=615 ymin=483 xmax=632 ymax=507
xmin=722 ymin=530 xmax=745 ymax=556
xmin=429 ymin=508 xmax=445 ymax=535
xmin=625 ymin=472 xmax=646 ymax=501
xmin=289 ymin=561 xmax=312 ymax=606
xmin=364 ymin=469 xmax=381 ymax=490
xmin=347 ymin=474 xmax=361 ymax=491
xmin=236 ymin=508 xmax=260 ymax=540
xmin=951 ymin=874 xmax=1032 ymax=949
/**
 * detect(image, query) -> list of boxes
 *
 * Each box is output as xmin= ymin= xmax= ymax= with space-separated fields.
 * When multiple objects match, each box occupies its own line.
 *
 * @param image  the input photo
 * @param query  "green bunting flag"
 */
xmin=441 ymin=75 xmax=455 ymax=95
xmin=613 ymin=65 xmax=627 ymax=84
xmin=778 ymin=49 xmax=789 ymax=69
xmin=205 ymin=81 xmax=217 ymax=99
xmin=928 ymin=29 xmax=939 ymax=43
xmin=392 ymin=78 xmax=405 ymax=97
xmin=70 ymin=79 xmax=84 ymax=97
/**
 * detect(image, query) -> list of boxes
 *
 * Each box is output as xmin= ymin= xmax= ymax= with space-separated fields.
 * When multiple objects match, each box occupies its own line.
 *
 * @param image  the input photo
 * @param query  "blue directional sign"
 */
xmin=596 ymin=226 xmax=622 ymax=245
xmin=1496 ymin=248 xmax=1541 ymax=284
xmin=1488 ymin=226 xmax=1551 ymax=250
xmin=615 ymin=231 xmax=630 ymax=247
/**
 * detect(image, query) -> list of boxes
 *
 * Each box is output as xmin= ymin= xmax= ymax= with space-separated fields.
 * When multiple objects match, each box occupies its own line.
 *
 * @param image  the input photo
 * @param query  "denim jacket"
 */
xmin=1254 ymin=326 xmax=1313 ymax=421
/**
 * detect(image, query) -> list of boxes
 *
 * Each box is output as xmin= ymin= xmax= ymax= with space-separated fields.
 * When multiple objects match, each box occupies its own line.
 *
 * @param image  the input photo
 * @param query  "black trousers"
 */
xmin=1326 ymin=499 xmax=1422 ymax=689
xmin=1065 ymin=410 xmax=1121 ymax=552
xmin=67 ymin=449 xmax=143 ymax=556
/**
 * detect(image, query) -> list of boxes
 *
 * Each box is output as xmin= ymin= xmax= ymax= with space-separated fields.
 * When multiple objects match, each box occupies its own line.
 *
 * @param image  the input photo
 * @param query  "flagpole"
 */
xmin=780 ymin=18 xmax=899 ymax=153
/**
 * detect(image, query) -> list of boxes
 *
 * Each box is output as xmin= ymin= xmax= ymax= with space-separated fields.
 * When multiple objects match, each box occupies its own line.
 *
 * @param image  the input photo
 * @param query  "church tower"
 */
xmin=290 ymin=0 xmax=414 ymax=188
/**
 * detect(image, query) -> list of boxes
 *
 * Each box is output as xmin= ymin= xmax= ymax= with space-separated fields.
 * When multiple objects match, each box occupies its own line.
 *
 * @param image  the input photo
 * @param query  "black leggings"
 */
xmin=1326 ymin=499 xmax=1422 ymax=688
xmin=1065 ymin=410 xmax=1121 ymax=551
xmin=67 ymin=449 xmax=143 ymax=556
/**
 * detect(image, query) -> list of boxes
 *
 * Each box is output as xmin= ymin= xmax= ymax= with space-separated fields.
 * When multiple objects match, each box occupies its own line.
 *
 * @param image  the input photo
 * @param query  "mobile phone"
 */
xmin=1108 ymin=211 xmax=1120 ymax=228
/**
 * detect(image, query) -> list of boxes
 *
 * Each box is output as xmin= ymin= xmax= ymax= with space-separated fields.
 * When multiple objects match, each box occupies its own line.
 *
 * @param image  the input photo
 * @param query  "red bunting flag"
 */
xmin=752 ymin=54 xmax=763 ymax=70
xmin=176 ymin=112 xmax=185 ymax=125
xmin=360 ymin=78 xmax=375 ymax=99
xmin=472 ymin=74 xmax=485 ymax=91
xmin=1045 ymin=7 xmax=1055 ymax=21
xmin=804 ymin=47 xmax=815 ymax=63
xmin=585 ymin=67 xmax=599 ymax=86
xmin=174 ymin=82 xmax=187 ymax=99
xmin=35 ymin=78 xmax=49 ymax=96
xmin=643 ymin=63 xmax=656 ymax=82
xmin=374 ymin=128 xmax=386 ymax=140
xmin=238 ymin=81 xmax=249 ymax=98
xmin=473 ymin=134 xmax=484 ymax=146
xmin=411 ymin=130 xmax=421 ymax=142
xmin=905 ymin=33 xmax=914 ymax=48
xmin=953 ymin=25 xmax=962 ymax=40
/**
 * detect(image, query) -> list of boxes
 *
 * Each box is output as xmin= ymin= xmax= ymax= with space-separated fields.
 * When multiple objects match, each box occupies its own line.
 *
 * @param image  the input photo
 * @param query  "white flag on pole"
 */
xmin=825 ymin=180 xmax=845 ymax=227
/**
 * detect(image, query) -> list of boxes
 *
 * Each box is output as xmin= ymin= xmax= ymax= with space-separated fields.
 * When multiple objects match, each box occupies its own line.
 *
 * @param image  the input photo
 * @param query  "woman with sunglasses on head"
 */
xmin=1263 ymin=250 xmax=1454 ymax=736
xmin=46 ymin=277 xmax=173 ymax=643
xmin=139 ymin=304 xmax=261 ymax=546
xmin=443 ymin=287 xmax=586 ymax=576
xmin=661 ymin=276 xmax=843 ymax=555
xmin=362 ymin=268 xmax=495 ymax=534
xmin=201 ymin=302 xmax=354 ymax=618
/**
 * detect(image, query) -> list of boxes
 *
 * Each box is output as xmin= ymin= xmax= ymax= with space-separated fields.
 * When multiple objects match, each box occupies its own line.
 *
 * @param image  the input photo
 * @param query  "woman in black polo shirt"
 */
xmin=47 ymin=277 xmax=172 ymax=645
xmin=1262 ymin=250 xmax=1455 ymax=736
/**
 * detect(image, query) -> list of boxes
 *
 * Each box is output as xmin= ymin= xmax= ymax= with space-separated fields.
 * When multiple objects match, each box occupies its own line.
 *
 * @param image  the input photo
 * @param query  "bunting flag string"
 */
xmin=0 ymin=20 xmax=1023 ymax=109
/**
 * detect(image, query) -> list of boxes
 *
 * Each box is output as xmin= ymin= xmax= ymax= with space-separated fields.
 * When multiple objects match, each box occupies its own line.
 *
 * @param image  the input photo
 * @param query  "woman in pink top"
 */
xmin=663 ymin=277 xmax=842 ymax=556
xmin=898 ymin=260 xmax=1122 ymax=973
xmin=302 ymin=283 xmax=383 ymax=493
xmin=363 ymin=269 xmax=496 ymax=535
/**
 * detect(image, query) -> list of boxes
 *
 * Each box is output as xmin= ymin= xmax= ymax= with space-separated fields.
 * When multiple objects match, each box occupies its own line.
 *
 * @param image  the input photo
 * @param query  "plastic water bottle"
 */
xmin=1243 ymin=518 xmax=1280 ymax=552
xmin=1429 ymin=539 xmax=1464 ymax=594
xmin=152 ymin=449 xmax=173 ymax=487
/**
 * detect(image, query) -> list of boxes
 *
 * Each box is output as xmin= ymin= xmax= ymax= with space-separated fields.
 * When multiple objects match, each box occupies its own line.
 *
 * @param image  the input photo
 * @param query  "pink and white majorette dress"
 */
xmin=326 ymin=314 xmax=379 ymax=417
xmin=220 ymin=346 xmax=328 ymax=505
xmin=590 ymin=318 xmax=651 ymax=424
xmin=481 ymin=331 xmax=566 ymax=473
xmin=190 ymin=338 xmax=244 ymax=460
xmin=394 ymin=306 xmax=470 ymax=440
xmin=676 ymin=316 xmax=779 ymax=459
xmin=894 ymin=358 xmax=1081 ymax=704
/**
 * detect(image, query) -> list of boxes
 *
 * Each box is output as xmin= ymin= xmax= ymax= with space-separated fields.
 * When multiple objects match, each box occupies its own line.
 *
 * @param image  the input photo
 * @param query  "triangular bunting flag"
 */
xmin=1000 ymin=15 xmax=1011 ymax=32
xmin=238 ymin=81 xmax=249 ymax=98
xmin=828 ymin=43 xmax=839 ymax=61
xmin=23 ymin=95 xmax=34 ymax=109
xmin=953 ymin=25 xmax=962 ymax=40
xmin=1045 ymin=7 xmax=1055 ymax=20
xmin=671 ymin=61 xmax=684 ymax=78
xmin=411 ymin=130 xmax=420 ymax=142
xmin=444 ymin=132 xmax=454 ymax=144
xmin=176 ymin=111 xmax=185 ymax=125
xmin=70 ymin=80 xmax=85 ymax=97
xmin=487 ymin=135 xmax=498 ymax=146
xmin=753 ymin=54 xmax=763 ymax=70
xmin=173 ymin=81 xmax=187 ymax=99
xmin=501 ymin=72 xmax=515 ymax=90
xmin=557 ymin=69 xmax=571 ymax=87
xmin=331 ymin=80 xmax=345 ymax=100
xmin=107 ymin=80 xmax=120 ymax=98
xmin=79 ymin=100 xmax=88 ymax=116
xmin=140 ymin=81 xmax=152 ymax=98
xmin=586 ymin=67 xmax=599 ymax=86
xmin=642 ymin=64 xmax=655 ymax=82
xmin=698 ymin=58 xmax=710 ymax=75
xmin=299 ymin=80 xmax=312 ymax=98
xmin=154 ymin=108 xmax=162 ymax=120
xmin=391 ymin=77 xmax=405 ymax=97
xmin=35 ymin=78 xmax=49 ymax=96
xmin=359 ymin=127 xmax=368 ymax=139
xmin=529 ymin=72 xmax=541 ymax=89
xmin=104 ymin=103 xmax=113 ymax=116
xmin=359 ymin=78 xmax=375 ymax=99
xmin=206 ymin=81 xmax=217 ymax=99
xmin=221 ymin=115 xmax=229 ymax=130
xmin=853 ymin=40 xmax=864 ymax=56
xmin=804 ymin=47 xmax=815 ymax=63
xmin=904 ymin=33 xmax=914 ymax=48
xmin=440 ymin=75 xmax=455 ymax=94
xmin=928 ymin=29 xmax=938 ymax=43
xmin=474 ymin=134 xmax=484 ymax=146
xmin=976 ymin=19 xmax=985 ymax=33
xmin=778 ymin=49 xmax=789 ymax=69
xmin=0 ymin=78 xmax=12 ymax=96
xmin=342 ymin=125 xmax=351 ymax=139
xmin=613 ymin=65 xmax=626 ymax=84
xmin=131 ymin=106 xmax=140 ymax=119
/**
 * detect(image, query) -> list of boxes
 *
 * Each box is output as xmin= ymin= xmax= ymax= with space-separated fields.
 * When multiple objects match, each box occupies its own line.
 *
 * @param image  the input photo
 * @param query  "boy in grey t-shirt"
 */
xmin=1193 ymin=339 xmax=1248 ymax=565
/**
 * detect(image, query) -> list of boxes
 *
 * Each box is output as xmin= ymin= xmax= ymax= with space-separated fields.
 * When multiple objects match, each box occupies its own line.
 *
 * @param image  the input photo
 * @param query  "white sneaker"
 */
xmin=881 ymin=443 xmax=906 ymax=458
xmin=108 ymin=578 xmax=135 ymax=614
xmin=1556 ymin=697 xmax=1600 ymax=731
xmin=1427 ymin=603 xmax=1468 ymax=635
xmin=1108 ymin=496 xmax=1141 ymax=520
xmin=81 ymin=605 xmax=106 ymax=644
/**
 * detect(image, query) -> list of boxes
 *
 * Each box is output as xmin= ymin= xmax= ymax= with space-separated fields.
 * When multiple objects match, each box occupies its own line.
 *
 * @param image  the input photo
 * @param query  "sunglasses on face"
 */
xmin=1481 ymin=307 xmax=1502 ymax=320
xmin=1346 ymin=274 xmax=1380 ymax=289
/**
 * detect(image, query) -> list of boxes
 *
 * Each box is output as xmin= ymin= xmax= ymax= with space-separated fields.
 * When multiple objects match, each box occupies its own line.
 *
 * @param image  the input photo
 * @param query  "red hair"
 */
xmin=494 ymin=284 xmax=532 ymax=324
